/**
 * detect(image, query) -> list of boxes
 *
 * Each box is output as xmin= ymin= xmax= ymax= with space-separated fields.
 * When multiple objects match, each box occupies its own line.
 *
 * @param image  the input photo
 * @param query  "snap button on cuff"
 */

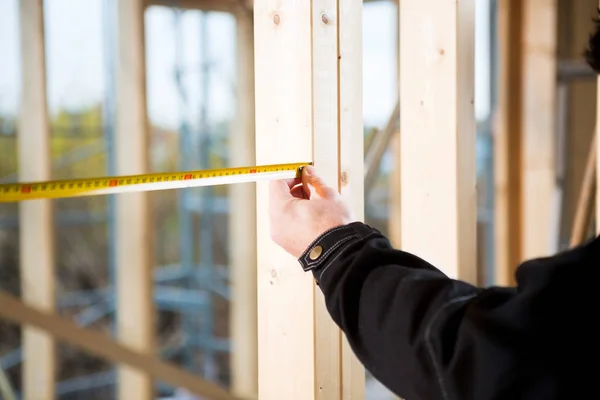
xmin=309 ymin=245 xmax=323 ymax=260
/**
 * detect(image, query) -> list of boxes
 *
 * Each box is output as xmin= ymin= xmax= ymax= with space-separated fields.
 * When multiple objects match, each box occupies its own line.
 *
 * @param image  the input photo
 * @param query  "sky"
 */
xmin=0 ymin=0 xmax=491 ymax=130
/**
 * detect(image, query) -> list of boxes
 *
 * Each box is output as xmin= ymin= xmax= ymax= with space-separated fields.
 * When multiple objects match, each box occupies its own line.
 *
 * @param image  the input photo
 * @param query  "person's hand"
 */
xmin=269 ymin=165 xmax=355 ymax=258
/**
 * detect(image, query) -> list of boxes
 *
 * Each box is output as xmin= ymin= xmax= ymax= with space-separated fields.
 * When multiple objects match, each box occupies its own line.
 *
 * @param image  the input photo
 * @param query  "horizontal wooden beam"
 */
xmin=0 ymin=290 xmax=239 ymax=400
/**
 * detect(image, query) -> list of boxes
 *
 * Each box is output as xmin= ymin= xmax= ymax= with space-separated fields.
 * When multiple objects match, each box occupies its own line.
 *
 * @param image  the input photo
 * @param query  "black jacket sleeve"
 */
xmin=297 ymin=222 xmax=600 ymax=400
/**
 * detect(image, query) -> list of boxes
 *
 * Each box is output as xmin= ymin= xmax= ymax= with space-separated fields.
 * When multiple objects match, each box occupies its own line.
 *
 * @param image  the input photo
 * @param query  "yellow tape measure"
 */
xmin=0 ymin=162 xmax=311 ymax=203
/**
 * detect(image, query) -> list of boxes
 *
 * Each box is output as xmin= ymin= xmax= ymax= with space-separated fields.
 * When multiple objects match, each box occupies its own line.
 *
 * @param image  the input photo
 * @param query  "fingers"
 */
xmin=302 ymin=165 xmax=337 ymax=199
xmin=290 ymin=184 xmax=309 ymax=199
xmin=269 ymin=179 xmax=293 ymax=204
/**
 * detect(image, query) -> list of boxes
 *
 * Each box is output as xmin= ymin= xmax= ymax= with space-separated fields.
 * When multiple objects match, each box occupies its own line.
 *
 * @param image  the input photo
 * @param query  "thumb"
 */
xmin=303 ymin=165 xmax=337 ymax=199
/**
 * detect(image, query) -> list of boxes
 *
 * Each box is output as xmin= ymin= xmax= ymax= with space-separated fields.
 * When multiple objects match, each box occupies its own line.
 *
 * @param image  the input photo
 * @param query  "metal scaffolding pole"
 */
xmin=197 ymin=10 xmax=217 ymax=381
xmin=173 ymin=7 xmax=196 ymax=372
xmin=102 ymin=0 xmax=117 ymax=333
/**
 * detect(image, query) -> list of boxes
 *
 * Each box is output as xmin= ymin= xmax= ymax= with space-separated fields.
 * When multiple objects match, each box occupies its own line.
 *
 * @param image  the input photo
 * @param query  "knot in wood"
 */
xmin=341 ymin=171 xmax=348 ymax=186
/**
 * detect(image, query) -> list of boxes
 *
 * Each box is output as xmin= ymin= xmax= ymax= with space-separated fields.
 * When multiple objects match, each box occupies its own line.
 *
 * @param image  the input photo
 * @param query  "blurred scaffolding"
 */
xmin=0 ymin=1 xmax=235 ymax=397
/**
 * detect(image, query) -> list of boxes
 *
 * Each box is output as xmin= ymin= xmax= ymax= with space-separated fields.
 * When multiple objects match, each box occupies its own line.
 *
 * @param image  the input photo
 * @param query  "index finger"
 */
xmin=269 ymin=178 xmax=299 ymax=203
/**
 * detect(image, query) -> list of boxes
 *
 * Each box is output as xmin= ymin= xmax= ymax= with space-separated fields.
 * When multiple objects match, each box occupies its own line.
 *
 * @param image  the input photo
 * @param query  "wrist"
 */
xmin=297 ymin=222 xmax=380 ymax=278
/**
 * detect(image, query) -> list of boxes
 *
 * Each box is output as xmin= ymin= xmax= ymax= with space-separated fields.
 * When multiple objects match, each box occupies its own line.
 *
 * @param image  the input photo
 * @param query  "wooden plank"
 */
xmin=399 ymin=0 xmax=477 ymax=282
xmin=389 ymin=1 xmax=401 ymax=249
xmin=0 ymin=291 xmax=239 ymax=400
xmin=229 ymin=8 xmax=258 ymax=400
xmin=570 ymin=133 xmax=596 ymax=245
xmin=312 ymin=0 xmax=343 ymax=397
xmin=494 ymin=0 xmax=523 ymax=285
xmin=254 ymin=0 xmax=364 ymax=398
xmin=337 ymin=0 xmax=365 ymax=397
xmin=561 ymin=0 xmax=598 ymax=248
xmin=17 ymin=1 xmax=56 ymax=398
xmin=115 ymin=1 xmax=154 ymax=399
xmin=521 ymin=0 xmax=558 ymax=259
xmin=388 ymin=130 xmax=401 ymax=248
xmin=364 ymin=102 xmax=399 ymax=195
xmin=254 ymin=1 xmax=315 ymax=396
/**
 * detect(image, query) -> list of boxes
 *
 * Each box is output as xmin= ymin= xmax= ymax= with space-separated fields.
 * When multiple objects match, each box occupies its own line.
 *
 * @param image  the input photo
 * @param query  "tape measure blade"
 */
xmin=0 ymin=164 xmax=307 ymax=203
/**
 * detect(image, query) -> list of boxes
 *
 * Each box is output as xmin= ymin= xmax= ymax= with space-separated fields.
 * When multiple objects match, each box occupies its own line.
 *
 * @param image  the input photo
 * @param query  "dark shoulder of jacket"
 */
xmin=297 ymin=223 xmax=600 ymax=400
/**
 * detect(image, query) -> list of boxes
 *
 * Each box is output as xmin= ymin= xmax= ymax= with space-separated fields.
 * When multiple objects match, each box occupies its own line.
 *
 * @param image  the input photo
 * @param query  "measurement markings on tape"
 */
xmin=0 ymin=162 xmax=311 ymax=203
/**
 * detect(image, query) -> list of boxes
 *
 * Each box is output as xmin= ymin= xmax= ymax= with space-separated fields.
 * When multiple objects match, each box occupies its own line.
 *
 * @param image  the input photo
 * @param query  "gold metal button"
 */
xmin=309 ymin=245 xmax=323 ymax=260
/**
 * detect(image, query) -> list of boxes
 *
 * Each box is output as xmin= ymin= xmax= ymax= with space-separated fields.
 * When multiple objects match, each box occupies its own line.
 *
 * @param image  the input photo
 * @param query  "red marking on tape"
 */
xmin=184 ymin=174 xmax=193 ymax=180
xmin=109 ymin=179 xmax=118 ymax=187
xmin=250 ymin=169 xmax=257 ymax=173
xmin=21 ymin=185 xmax=31 ymax=194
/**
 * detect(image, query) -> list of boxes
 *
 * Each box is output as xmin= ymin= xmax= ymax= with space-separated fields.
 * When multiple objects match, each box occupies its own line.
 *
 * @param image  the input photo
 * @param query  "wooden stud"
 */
xmin=229 ymin=8 xmax=258 ymax=400
xmin=521 ymin=0 xmax=558 ymax=259
xmin=253 ymin=0 xmax=364 ymax=398
xmin=338 ymin=0 xmax=365 ymax=397
xmin=17 ymin=1 xmax=56 ymax=398
xmin=116 ymin=0 xmax=155 ymax=398
xmin=560 ymin=0 xmax=598 ymax=248
xmin=389 ymin=0 xmax=401 ymax=249
xmin=570 ymin=133 xmax=596 ymax=245
xmin=388 ymin=129 xmax=401 ymax=248
xmin=494 ymin=0 xmax=524 ymax=285
xmin=399 ymin=0 xmax=477 ymax=282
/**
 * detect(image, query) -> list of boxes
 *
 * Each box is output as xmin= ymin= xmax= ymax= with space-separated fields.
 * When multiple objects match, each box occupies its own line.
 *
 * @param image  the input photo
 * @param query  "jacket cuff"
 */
xmin=297 ymin=222 xmax=380 ymax=281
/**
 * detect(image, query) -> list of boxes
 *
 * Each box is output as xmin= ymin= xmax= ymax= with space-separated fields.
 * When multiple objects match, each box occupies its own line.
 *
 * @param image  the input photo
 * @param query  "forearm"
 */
xmin=297 ymin=222 xmax=516 ymax=399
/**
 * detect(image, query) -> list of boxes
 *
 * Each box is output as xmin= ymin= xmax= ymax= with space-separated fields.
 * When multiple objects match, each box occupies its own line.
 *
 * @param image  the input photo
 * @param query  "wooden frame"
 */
xmin=229 ymin=7 xmax=258 ymax=399
xmin=11 ymin=0 xmax=591 ymax=399
xmin=253 ymin=0 xmax=364 ymax=398
xmin=115 ymin=0 xmax=155 ymax=397
xmin=521 ymin=0 xmax=558 ymax=259
xmin=398 ymin=0 xmax=477 ymax=282
xmin=494 ymin=0 xmax=524 ymax=285
xmin=17 ymin=1 xmax=56 ymax=398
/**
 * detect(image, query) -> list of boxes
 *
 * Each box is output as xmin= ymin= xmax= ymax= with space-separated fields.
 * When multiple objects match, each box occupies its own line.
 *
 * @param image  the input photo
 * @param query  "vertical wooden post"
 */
xmin=229 ymin=8 xmax=258 ymax=399
xmin=399 ymin=0 xmax=477 ymax=282
xmin=389 ymin=0 xmax=401 ymax=248
xmin=388 ymin=130 xmax=401 ymax=248
xmin=494 ymin=0 xmax=524 ymax=285
xmin=338 ymin=1 xmax=365 ymax=397
xmin=253 ymin=0 xmax=364 ymax=398
xmin=560 ymin=0 xmax=597 ymax=248
xmin=18 ymin=1 xmax=56 ymax=398
xmin=115 ymin=0 xmax=154 ymax=398
xmin=521 ymin=0 xmax=557 ymax=259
